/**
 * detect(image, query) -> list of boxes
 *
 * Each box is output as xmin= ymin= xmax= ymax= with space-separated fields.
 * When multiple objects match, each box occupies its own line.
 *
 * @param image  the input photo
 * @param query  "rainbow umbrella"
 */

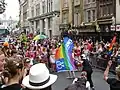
xmin=33 ymin=34 xmax=48 ymax=40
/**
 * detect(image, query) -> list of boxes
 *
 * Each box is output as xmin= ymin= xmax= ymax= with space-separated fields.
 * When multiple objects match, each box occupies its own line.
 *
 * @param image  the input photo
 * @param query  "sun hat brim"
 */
xmin=22 ymin=74 xmax=57 ymax=89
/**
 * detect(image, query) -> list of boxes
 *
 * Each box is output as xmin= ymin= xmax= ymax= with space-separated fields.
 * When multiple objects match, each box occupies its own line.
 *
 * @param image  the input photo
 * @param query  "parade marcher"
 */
xmin=22 ymin=63 xmax=57 ymax=90
xmin=104 ymin=60 xmax=120 ymax=90
xmin=23 ymin=58 xmax=31 ymax=76
xmin=73 ymin=46 xmax=83 ymax=71
xmin=74 ymin=43 xmax=81 ymax=61
xmin=2 ymin=42 xmax=10 ymax=57
xmin=0 ymin=57 xmax=25 ymax=90
xmin=49 ymin=45 xmax=56 ymax=72
xmin=81 ymin=54 xmax=95 ymax=90
xmin=82 ymin=43 xmax=90 ymax=61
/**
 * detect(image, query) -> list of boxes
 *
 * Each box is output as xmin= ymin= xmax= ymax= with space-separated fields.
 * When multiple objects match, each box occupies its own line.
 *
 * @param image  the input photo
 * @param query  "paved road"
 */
xmin=52 ymin=69 xmax=114 ymax=90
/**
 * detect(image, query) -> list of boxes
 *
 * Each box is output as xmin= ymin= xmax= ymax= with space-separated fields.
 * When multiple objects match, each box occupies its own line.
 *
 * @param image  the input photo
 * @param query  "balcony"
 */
xmin=99 ymin=1 xmax=113 ymax=6
xmin=84 ymin=2 xmax=96 ymax=9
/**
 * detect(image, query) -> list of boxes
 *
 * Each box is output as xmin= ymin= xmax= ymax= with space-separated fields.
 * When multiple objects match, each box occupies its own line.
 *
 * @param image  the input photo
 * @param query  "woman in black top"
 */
xmin=0 ymin=57 xmax=25 ymax=90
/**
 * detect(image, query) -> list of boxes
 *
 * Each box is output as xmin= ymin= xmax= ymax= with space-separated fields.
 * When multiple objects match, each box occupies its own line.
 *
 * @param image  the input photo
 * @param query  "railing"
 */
xmin=90 ymin=55 xmax=117 ymax=74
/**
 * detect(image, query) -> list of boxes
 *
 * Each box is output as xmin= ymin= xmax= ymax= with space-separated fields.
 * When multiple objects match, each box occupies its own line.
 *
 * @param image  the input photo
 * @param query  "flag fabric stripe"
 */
xmin=62 ymin=44 xmax=70 ymax=70
xmin=69 ymin=53 xmax=76 ymax=70
xmin=64 ymin=43 xmax=74 ymax=70
xmin=109 ymin=36 xmax=116 ymax=51
xmin=108 ymin=36 xmax=116 ymax=55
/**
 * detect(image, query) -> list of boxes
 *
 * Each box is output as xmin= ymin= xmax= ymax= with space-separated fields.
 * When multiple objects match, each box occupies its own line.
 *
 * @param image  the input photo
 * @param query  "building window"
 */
xmin=36 ymin=4 xmax=40 ymax=16
xmin=100 ymin=6 xmax=103 ymax=17
xmin=119 ymin=0 xmax=120 ymax=5
xmin=48 ymin=18 xmax=52 ymax=28
xmin=48 ymin=0 xmax=50 ymax=12
xmin=108 ymin=5 xmax=110 ymax=15
xmin=48 ymin=18 xmax=50 ymax=28
xmin=47 ymin=0 xmax=48 ymax=12
xmin=62 ymin=12 xmax=68 ymax=24
xmin=48 ymin=0 xmax=53 ymax=12
xmin=23 ymin=12 xmax=27 ymax=21
xmin=63 ymin=0 xmax=68 ymax=8
xmin=74 ymin=13 xmax=79 ymax=26
xmin=87 ymin=10 xmax=91 ymax=22
xmin=23 ymin=3 xmax=27 ymax=14
xmin=50 ymin=0 xmax=53 ymax=12
xmin=105 ymin=6 xmax=107 ymax=16
xmin=103 ymin=6 xmax=105 ymax=16
xmin=92 ymin=10 xmax=95 ymax=21
xmin=110 ymin=4 xmax=113 ymax=15
xmin=31 ymin=7 xmax=34 ymax=17
xmin=42 ymin=1 xmax=45 ymax=14
xmin=88 ymin=0 xmax=91 ymax=3
xmin=74 ymin=8 xmax=80 ymax=25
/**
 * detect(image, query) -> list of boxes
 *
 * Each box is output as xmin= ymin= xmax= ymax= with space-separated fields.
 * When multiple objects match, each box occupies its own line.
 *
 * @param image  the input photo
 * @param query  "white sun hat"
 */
xmin=22 ymin=63 xmax=57 ymax=89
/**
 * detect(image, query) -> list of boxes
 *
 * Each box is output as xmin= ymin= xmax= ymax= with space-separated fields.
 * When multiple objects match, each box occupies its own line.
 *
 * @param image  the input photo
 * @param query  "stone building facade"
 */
xmin=60 ymin=0 xmax=83 ymax=33
xmin=19 ymin=0 xmax=29 ymax=33
xmin=19 ymin=0 xmax=60 ymax=38
xmin=82 ymin=0 xmax=97 ymax=33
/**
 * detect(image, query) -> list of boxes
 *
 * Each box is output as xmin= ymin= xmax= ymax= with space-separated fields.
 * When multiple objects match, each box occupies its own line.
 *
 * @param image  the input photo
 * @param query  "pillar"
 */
xmin=40 ymin=20 xmax=43 ymax=34
xmin=45 ymin=18 xmax=48 ymax=35
xmin=34 ymin=21 xmax=36 ymax=35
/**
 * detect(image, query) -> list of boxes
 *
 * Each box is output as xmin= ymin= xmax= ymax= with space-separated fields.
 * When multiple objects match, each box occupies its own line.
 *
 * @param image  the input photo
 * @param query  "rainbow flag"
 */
xmin=108 ymin=36 xmax=116 ymax=55
xmin=55 ymin=37 xmax=76 ymax=72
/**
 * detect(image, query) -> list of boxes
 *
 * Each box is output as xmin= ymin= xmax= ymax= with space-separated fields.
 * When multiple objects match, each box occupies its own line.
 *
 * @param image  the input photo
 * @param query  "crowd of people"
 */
xmin=0 ymin=34 xmax=120 ymax=90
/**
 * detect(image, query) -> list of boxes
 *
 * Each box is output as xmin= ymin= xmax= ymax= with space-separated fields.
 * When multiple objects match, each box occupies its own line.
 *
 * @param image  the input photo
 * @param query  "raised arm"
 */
xmin=104 ymin=60 xmax=112 ymax=81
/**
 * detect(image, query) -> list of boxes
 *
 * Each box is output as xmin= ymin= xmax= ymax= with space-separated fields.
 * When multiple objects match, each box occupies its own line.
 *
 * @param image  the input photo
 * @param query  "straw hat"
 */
xmin=22 ymin=63 xmax=57 ymax=89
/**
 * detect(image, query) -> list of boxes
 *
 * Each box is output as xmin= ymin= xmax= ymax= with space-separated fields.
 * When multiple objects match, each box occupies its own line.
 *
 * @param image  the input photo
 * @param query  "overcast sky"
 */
xmin=0 ymin=0 xmax=19 ymax=20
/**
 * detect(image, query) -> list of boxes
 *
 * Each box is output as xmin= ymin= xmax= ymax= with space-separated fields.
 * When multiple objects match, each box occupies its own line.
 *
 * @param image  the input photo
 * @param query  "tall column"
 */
xmin=29 ymin=21 xmax=32 ymax=33
xmin=91 ymin=10 xmax=93 ymax=21
xmin=60 ymin=0 xmax=63 ymax=24
xmin=40 ymin=19 xmax=43 ymax=34
xmin=34 ymin=21 xmax=36 ymax=35
xmin=80 ymin=0 xmax=84 ymax=23
xmin=45 ymin=18 xmax=48 ymax=36
xmin=69 ymin=0 xmax=73 ymax=25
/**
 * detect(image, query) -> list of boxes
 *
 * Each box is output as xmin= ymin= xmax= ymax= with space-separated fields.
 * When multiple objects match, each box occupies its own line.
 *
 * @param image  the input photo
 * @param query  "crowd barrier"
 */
xmin=90 ymin=55 xmax=117 ymax=74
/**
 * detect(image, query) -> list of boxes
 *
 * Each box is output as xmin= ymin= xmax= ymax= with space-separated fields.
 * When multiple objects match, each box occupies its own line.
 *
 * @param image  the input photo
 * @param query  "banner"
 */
xmin=55 ymin=37 xmax=76 ymax=72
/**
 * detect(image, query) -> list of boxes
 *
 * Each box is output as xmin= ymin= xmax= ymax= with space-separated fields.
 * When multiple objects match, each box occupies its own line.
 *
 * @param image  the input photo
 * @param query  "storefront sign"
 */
xmin=111 ymin=25 xmax=120 ymax=31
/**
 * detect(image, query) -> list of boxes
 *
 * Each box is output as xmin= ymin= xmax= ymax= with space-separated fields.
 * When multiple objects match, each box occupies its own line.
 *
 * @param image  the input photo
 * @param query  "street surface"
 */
xmin=52 ymin=69 xmax=115 ymax=90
